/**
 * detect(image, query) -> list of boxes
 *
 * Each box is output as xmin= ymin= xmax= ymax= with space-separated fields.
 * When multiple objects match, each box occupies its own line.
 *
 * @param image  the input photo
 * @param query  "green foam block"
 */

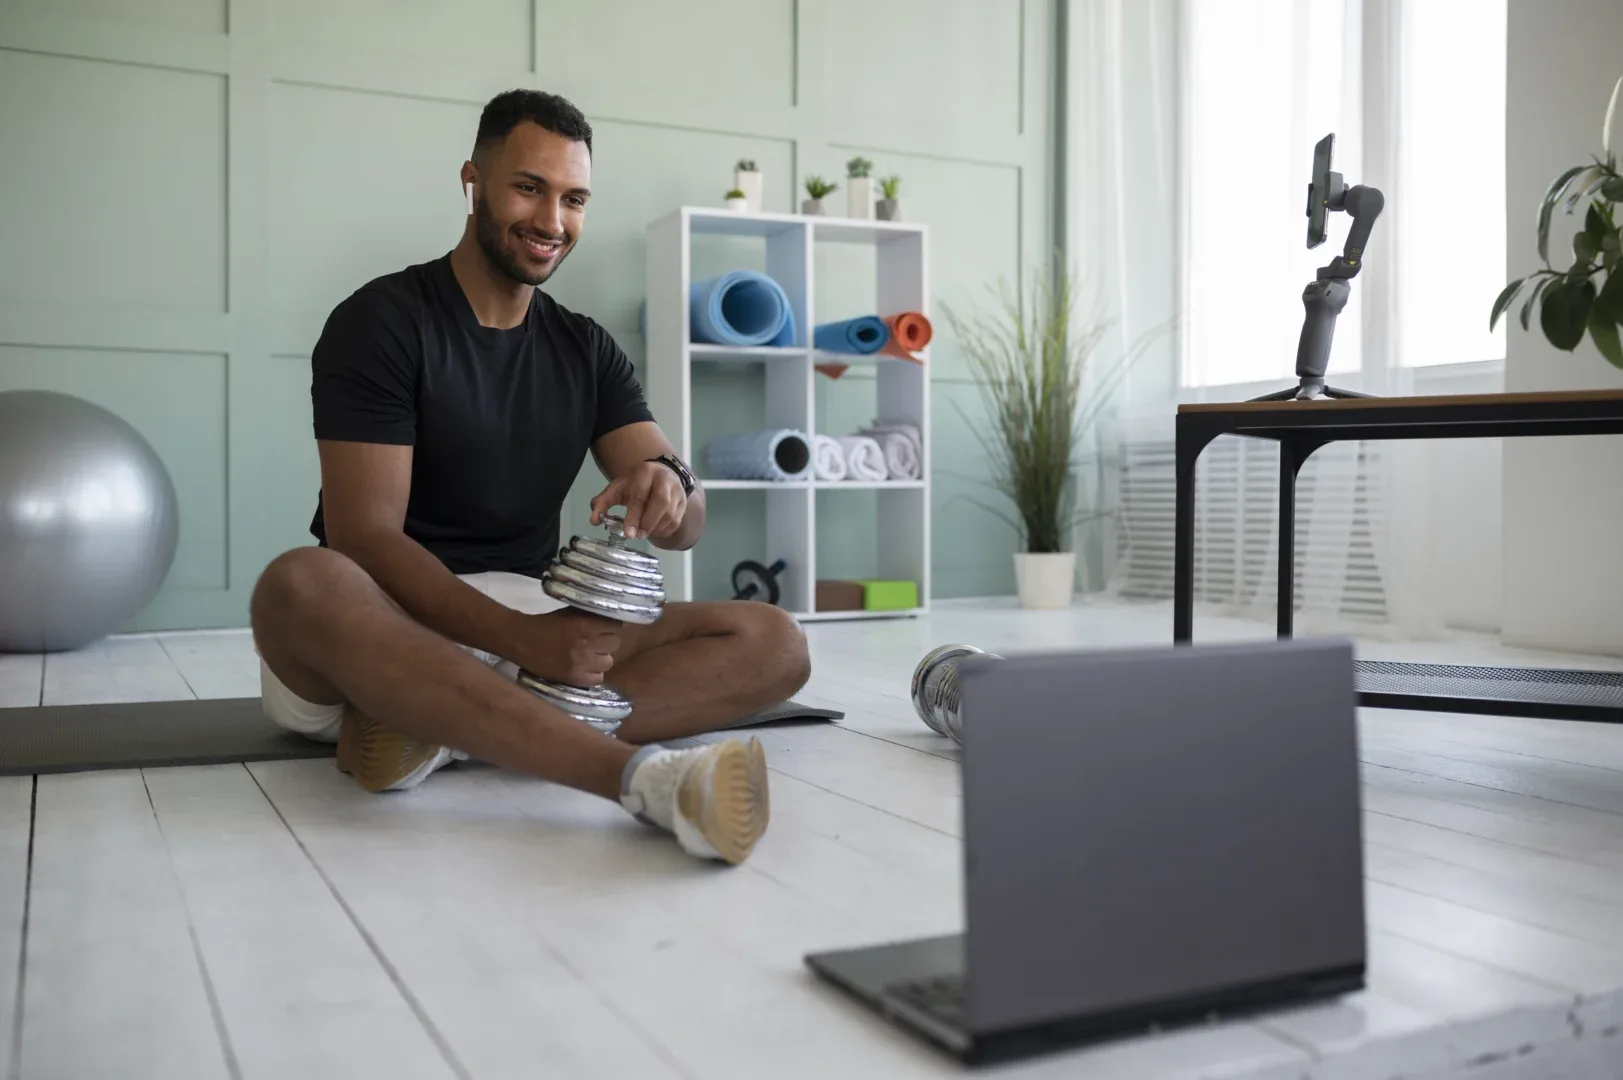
xmin=859 ymin=579 xmax=919 ymax=610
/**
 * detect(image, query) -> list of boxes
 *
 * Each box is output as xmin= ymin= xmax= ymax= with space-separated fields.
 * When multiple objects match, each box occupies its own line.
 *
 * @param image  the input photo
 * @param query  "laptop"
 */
xmin=804 ymin=637 xmax=1366 ymax=1066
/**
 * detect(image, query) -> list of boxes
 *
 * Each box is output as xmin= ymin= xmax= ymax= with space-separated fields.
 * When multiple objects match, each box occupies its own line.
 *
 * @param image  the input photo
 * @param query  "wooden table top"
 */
xmin=1178 ymin=388 xmax=1623 ymax=414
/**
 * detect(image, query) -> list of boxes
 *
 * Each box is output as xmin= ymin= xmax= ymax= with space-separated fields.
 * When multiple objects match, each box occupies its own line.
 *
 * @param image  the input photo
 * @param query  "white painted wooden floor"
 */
xmin=2 ymin=597 xmax=1623 ymax=1079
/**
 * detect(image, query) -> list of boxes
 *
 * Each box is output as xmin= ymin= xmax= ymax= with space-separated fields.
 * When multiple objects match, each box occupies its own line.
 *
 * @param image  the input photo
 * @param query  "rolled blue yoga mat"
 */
xmin=690 ymin=271 xmax=796 ymax=347
xmin=814 ymin=315 xmax=890 ymax=355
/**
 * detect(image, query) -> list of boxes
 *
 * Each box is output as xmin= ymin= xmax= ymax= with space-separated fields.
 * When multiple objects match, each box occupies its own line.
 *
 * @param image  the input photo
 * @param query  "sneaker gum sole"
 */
xmin=677 ymin=737 xmax=771 ymax=865
xmin=335 ymin=705 xmax=446 ymax=793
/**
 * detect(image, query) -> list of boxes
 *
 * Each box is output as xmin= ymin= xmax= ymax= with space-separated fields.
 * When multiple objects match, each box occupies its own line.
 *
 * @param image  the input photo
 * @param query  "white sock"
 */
xmin=619 ymin=744 xmax=688 ymax=833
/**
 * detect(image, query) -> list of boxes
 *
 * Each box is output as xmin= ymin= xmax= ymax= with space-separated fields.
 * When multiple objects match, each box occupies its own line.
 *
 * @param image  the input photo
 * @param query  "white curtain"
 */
xmin=1070 ymin=0 xmax=1503 ymax=639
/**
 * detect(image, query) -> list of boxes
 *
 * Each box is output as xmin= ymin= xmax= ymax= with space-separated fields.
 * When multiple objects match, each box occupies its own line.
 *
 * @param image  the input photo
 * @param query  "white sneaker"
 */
xmin=620 ymin=739 xmax=771 ymax=864
xmin=336 ymin=707 xmax=465 ymax=793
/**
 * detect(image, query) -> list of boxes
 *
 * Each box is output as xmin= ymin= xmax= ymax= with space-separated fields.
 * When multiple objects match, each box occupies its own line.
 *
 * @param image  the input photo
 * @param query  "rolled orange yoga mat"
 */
xmin=878 ymin=311 xmax=932 ymax=359
xmin=816 ymin=312 xmax=932 ymax=378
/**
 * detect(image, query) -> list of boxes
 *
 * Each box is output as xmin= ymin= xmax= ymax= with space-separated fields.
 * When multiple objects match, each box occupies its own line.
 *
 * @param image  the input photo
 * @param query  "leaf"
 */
xmin=1520 ymin=275 xmax=1555 ymax=331
xmin=1605 ymin=74 xmax=1623 ymax=156
xmin=1568 ymin=166 xmax=1609 ymax=213
xmin=1589 ymin=304 xmax=1623 ymax=369
xmin=1604 ymin=177 xmax=1623 ymax=202
xmin=1598 ymin=265 xmax=1623 ymax=324
xmin=1539 ymin=278 xmax=1597 ymax=351
xmin=1539 ymin=165 xmax=1589 ymax=264
xmin=1587 ymin=202 xmax=1608 ymax=239
xmin=1489 ymin=277 xmax=1526 ymax=330
xmin=1575 ymin=232 xmax=1599 ymax=266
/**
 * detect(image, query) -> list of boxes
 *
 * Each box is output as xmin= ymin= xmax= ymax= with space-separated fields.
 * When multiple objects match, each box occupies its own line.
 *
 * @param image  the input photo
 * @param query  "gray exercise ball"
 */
xmin=0 ymin=390 xmax=179 ymax=653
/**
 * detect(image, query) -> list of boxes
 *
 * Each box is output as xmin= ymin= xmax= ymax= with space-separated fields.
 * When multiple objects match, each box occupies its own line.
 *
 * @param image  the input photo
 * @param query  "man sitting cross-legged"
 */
xmin=249 ymin=88 xmax=810 ymax=865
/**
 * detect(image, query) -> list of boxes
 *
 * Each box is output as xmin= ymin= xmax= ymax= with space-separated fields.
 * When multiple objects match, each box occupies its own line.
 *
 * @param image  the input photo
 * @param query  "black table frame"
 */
xmin=1172 ymin=391 xmax=1623 ymax=715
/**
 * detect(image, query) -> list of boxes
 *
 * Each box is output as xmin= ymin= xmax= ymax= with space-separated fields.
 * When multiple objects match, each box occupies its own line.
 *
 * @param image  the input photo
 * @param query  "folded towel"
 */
xmin=859 ymin=419 xmax=924 ymax=479
xmin=704 ymin=429 xmax=812 ymax=481
xmin=810 ymin=434 xmax=847 ymax=481
xmin=867 ymin=431 xmax=920 ymax=479
xmin=836 ymin=436 xmax=888 ymax=482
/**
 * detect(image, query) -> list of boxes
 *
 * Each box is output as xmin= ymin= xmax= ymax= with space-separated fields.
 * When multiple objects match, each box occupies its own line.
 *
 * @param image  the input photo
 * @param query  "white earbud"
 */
xmin=465 ymin=181 xmax=474 ymax=215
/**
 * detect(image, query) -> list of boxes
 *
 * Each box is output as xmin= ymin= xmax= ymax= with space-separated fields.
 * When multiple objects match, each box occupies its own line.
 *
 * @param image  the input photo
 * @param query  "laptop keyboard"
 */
xmin=887 ymin=974 xmax=968 ymax=1028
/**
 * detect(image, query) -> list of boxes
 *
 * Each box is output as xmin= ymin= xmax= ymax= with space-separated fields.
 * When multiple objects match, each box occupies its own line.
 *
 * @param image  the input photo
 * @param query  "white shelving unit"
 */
xmin=644 ymin=206 xmax=930 ymax=621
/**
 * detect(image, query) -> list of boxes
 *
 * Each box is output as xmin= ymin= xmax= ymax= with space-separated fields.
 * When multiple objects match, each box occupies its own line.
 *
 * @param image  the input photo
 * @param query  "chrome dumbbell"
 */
xmin=909 ymin=644 xmax=1004 ymax=746
xmin=515 ymin=512 xmax=664 ymax=736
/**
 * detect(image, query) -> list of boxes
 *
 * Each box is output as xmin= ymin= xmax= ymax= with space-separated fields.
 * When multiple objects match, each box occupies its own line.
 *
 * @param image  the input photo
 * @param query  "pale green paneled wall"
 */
xmin=0 ymin=0 xmax=1055 ymax=631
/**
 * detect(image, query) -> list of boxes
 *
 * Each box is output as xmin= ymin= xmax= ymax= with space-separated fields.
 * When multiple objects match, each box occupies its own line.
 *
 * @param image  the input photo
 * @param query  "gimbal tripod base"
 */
xmin=1249 ymin=380 xmax=1371 ymax=402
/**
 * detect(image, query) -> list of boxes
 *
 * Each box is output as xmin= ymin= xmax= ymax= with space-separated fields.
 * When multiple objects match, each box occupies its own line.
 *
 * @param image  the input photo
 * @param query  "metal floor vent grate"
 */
xmin=1355 ymin=660 xmax=1623 ymax=720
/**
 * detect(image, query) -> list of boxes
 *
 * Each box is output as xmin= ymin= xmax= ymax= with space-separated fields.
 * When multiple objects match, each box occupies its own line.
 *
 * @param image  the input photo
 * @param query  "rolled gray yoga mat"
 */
xmin=0 ymin=697 xmax=845 ymax=776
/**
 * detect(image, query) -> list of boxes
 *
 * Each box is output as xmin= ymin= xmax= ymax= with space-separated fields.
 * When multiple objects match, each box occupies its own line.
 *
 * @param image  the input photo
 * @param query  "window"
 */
xmin=1395 ymin=0 xmax=1507 ymax=368
xmin=1179 ymin=0 xmax=1507 ymax=389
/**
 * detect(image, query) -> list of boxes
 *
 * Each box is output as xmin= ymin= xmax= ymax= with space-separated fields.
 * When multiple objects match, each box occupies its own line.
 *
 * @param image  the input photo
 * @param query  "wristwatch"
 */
xmin=646 ymin=453 xmax=696 ymax=497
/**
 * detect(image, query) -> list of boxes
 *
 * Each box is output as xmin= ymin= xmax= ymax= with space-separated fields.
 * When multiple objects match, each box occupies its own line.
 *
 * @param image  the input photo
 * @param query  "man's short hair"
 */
xmin=473 ymin=89 xmax=593 ymax=162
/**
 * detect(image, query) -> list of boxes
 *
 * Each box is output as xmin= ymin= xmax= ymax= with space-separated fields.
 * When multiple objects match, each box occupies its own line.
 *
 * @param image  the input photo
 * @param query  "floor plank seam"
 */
xmin=141 ymin=770 xmax=245 ymax=1080
xmin=544 ymin=947 xmax=700 ymax=1080
xmin=769 ymin=770 xmax=960 ymax=839
xmin=243 ymin=765 xmax=478 ymax=1080
xmin=1373 ymin=917 xmax=1592 ymax=1004
xmin=155 ymin=637 xmax=201 ymax=701
xmin=1356 ymin=757 xmax=1623 ymax=820
xmin=5 ymin=777 xmax=35 ymax=1080
xmin=1362 ymin=734 xmax=1623 ymax=779
xmin=1363 ymin=812 xmax=1623 ymax=880
xmin=826 ymin=722 xmax=958 ymax=763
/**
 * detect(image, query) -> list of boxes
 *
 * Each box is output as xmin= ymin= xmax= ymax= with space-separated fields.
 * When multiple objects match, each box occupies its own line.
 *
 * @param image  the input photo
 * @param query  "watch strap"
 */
xmin=646 ymin=454 xmax=695 ymax=496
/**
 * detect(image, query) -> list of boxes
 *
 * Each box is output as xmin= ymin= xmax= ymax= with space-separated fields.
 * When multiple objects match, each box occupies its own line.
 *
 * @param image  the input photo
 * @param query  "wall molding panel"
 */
xmin=0 ymin=0 xmax=1055 ymax=630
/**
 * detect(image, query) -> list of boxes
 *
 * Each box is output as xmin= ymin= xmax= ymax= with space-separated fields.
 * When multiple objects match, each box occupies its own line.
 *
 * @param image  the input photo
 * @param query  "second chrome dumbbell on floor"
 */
xmin=909 ymin=644 xmax=1004 ymax=747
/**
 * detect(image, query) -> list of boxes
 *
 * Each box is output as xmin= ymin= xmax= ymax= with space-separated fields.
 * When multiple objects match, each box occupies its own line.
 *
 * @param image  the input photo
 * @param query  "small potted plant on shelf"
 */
xmin=846 ymin=156 xmax=875 ymax=219
xmin=724 ymin=188 xmax=749 ymax=212
xmin=1491 ymin=74 xmax=1623 ymax=369
xmin=877 ymin=175 xmax=902 ymax=221
xmin=803 ymin=175 xmax=837 ymax=216
xmin=734 ymin=158 xmax=762 ymax=213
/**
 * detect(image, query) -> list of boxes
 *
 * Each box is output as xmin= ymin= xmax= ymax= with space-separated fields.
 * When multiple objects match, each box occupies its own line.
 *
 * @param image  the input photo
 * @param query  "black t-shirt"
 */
xmin=307 ymin=253 xmax=654 ymax=577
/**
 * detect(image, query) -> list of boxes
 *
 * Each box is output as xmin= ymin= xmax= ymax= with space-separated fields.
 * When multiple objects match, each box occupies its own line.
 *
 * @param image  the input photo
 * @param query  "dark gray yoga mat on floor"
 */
xmin=0 ymin=697 xmax=844 ymax=776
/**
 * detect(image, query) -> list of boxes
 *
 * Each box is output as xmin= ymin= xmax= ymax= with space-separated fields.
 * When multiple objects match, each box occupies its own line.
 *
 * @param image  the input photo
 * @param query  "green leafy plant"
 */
xmin=846 ymin=156 xmax=873 ymax=179
xmin=1491 ymin=75 xmax=1623 ymax=368
xmin=724 ymin=188 xmax=746 ymax=199
xmin=736 ymin=159 xmax=758 ymax=172
xmin=942 ymin=259 xmax=1160 ymax=554
xmin=879 ymin=175 xmax=901 ymax=199
xmin=804 ymin=175 xmax=838 ymax=199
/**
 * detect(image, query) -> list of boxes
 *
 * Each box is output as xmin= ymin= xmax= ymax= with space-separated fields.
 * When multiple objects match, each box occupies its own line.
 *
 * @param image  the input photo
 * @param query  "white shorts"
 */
xmin=258 ymin=570 xmax=566 ymax=743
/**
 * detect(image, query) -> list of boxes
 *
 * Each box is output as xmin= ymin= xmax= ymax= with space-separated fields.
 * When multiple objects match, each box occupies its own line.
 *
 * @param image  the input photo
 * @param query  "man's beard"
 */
xmin=473 ymin=195 xmax=571 ymax=287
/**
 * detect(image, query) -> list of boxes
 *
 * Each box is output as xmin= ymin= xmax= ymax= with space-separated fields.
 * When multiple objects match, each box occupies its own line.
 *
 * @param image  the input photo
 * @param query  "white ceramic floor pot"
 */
xmin=1013 ymin=551 xmax=1075 ymax=609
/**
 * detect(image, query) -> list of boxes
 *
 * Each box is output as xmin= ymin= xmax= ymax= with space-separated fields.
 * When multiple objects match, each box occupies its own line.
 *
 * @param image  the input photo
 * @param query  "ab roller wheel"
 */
xmin=515 ymin=512 xmax=664 ymax=736
xmin=731 ymin=558 xmax=786 ymax=604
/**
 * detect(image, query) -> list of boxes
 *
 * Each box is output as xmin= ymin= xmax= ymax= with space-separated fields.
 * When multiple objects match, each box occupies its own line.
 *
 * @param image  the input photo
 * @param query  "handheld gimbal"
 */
xmin=1251 ymin=133 xmax=1385 ymax=402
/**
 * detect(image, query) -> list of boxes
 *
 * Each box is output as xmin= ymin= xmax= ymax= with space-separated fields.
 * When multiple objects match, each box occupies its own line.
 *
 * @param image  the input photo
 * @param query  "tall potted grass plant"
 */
xmin=944 ymin=260 xmax=1148 ymax=608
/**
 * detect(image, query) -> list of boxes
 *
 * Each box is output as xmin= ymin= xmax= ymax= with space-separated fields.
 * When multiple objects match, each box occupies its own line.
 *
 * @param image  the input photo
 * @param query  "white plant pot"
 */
xmin=724 ymin=196 xmax=749 ymax=213
xmin=847 ymin=176 xmax=875 ymax=219
xmin=1013 ymin=552 xmax=1076 ymax=610
xmin=734 ymin=169 xmax=763 ymax=213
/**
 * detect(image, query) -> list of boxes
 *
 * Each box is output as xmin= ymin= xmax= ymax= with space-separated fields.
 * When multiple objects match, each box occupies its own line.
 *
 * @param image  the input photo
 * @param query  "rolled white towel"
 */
xmin=836 ymin=435 xmax=888 ymax=482
xmin=810 ymin=434 xmax=847 ymax=481
xmin=867 ymin=431 xmax=919 ymax=480
xmin=860 ymin=419 xmax=924 ymax=479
